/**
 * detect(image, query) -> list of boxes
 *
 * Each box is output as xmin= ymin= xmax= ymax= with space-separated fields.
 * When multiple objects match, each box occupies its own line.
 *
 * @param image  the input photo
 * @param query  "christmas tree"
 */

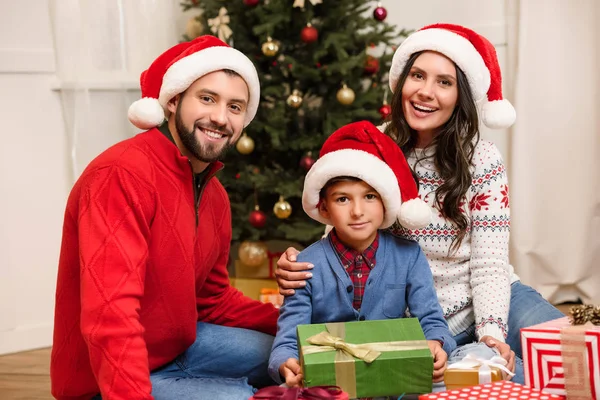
xmin=181 ymin=0 xmax=408 ymax=246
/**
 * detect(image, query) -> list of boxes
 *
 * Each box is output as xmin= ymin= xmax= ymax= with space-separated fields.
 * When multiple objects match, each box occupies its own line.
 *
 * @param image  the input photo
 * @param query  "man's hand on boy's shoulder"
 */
xmin=279 ymin=358 xmax=303 ymax=387
xmin=427 ymin=340 xmax=447 ymax=382
xmin=275 ymin=247 xmax=313 ymax=296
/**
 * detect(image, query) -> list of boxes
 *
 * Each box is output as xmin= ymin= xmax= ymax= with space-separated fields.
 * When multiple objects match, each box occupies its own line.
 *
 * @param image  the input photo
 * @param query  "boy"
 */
xmin=268 ymin=120 xmax=456 ymax=388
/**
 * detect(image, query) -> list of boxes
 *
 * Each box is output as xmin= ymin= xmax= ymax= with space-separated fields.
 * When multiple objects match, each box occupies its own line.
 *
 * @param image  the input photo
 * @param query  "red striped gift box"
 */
xmin=521 ymin=316 xmax=600 ymax=399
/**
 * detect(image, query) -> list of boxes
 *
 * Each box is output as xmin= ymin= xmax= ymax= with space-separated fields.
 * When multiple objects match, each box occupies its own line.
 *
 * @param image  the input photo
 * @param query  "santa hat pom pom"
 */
xmin=398 ymin=198 xmax=432 ymax=230
xmin=128 ymin=97 xmax=165 ymax=130
xmin=482 ymin=99 xmax=516 ymax=129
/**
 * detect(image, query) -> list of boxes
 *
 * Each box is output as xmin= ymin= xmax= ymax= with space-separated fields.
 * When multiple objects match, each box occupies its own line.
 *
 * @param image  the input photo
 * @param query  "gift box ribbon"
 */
xmin=302 ymin=323 xmax=428 ymax=398
xmin=446 ymin=352 xmax=514 ymax=384
xmin=252 ymin=385 xmax=345 ymax=399
xmin=561 ymin=322 xmax=593 ymax=400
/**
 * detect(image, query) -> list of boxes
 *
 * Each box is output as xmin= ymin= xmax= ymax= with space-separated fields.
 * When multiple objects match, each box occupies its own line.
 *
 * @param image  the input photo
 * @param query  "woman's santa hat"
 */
xmin=128 ymin=35 xmax=260 ymax=130
xmin=302 ymin=121 xmax=431 ymax=230
xmin=389 ymin=23 xmax=516 ymax=129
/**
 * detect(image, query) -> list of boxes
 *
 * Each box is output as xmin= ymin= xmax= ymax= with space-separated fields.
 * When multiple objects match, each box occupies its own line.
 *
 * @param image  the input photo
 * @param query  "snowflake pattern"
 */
xmin=469 ymin=192 xmax=491 ymax=211
xmin=500 ymin=184 xmax=509 ymax=209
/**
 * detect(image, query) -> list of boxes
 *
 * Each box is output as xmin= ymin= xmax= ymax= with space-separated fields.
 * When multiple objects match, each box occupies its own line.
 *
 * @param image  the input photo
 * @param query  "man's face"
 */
xmin=169 ymin=70 xmax=249 ymax=164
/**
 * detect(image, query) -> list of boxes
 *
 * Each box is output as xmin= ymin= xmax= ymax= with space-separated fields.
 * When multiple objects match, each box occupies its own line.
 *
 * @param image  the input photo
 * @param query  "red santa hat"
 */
xmin=389 ymin=23 xmax=516 ymax=129
xmin=302 ymin=121 xmax=431 ymax=230
xmin=128 ymin=35 xmax=260 ymax=130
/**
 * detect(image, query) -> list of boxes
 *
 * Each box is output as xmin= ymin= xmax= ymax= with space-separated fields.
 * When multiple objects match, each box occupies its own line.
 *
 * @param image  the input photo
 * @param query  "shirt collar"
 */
xmin=329 ymin=228 xmax=379 ymax=269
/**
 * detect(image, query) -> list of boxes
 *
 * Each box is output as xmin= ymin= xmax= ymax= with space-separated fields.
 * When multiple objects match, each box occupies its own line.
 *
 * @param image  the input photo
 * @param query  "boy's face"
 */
xmin=318 ymin=180 xmax=384 ymax=252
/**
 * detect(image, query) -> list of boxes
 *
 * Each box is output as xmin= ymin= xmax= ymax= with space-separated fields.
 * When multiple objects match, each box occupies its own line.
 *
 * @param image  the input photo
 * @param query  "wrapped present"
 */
xmin=297 ymin=318 xmax=433 ymax=398
xmin=250 ymin=385 xmax=349 ymax=399
xmin=419 ymin=380 xmax=565 ymax=399
xmin=521 ymin=314 xmax=600 ymax=400
xmin=260 ymin=288 xmax=284 ymax=308
xmin=443 ymin=352 xmax=513 ymax=390
xmin=230 ymin=278 xmax=278 ymax=300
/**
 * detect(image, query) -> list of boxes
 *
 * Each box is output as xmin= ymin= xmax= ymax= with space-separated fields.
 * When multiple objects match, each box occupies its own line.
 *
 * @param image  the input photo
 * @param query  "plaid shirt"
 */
xmin=329 ymin=229 xmax=379 ymax=311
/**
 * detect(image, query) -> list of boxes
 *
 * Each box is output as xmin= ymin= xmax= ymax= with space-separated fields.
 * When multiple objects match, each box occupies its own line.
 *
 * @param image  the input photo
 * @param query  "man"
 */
xmin=50 ymin=35 xmax=278 ymax=400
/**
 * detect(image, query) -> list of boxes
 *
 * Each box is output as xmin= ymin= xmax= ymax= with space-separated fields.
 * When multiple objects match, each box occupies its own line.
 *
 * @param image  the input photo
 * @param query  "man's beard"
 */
xmin=175 ymin=102 xmax=236 ymax=163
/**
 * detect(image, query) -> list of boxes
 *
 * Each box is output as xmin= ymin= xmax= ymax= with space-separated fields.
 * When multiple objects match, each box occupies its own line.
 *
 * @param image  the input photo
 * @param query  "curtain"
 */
xmin=49 ymin=0 xmax=179 ymax=181
xmin=508 ymin=0 xmax=600 ymax=303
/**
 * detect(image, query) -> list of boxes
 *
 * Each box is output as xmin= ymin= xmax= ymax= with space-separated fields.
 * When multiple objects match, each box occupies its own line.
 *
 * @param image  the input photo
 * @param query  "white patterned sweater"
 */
xmin=391 ymin=140 xmax=519 ymax=342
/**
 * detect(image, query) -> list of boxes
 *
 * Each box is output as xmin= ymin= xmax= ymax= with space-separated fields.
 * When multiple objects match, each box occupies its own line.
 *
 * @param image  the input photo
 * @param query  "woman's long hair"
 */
xmin=385 ymin=51 xmax=480 ymax=253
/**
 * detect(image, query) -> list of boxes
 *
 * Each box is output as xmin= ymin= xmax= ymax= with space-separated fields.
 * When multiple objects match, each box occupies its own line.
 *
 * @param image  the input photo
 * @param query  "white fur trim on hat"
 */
xmin=302 ymin=149 xmax=401 ymax=229
xmin=482 ymin=99 xmax=516 ymax=129
xmin=389 ymin=28 xmax=490 ymax=104
xmin=128 ymin=97 xmax=166 ymax=130
xmin=398 ymin=198 xmax=432 ymax=230
xmin=159 ymin=46 xmax=260 ymax=127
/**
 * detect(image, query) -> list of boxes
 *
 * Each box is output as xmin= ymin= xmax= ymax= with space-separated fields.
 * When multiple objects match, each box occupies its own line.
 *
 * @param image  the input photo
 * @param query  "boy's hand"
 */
xmin=275 ymin=247 xmax=313 ymax=296
xmin=479 ymin=335 xmax=515 ymax=380
xmin=279 ymin=358 xmax=303 ymax=387
xmin=427 ymin=340 xmax=447 ymax=382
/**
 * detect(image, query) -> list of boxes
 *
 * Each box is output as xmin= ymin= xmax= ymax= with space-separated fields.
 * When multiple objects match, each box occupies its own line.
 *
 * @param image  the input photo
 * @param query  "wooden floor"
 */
xmin=0 ymin=347 xmax=51 ymax=400
xmin=0 ymin=304 xmax=572 ymax=399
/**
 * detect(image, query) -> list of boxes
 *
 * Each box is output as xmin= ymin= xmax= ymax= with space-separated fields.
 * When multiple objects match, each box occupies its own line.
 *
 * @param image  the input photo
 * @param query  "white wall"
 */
xmin=380 ymin=0 xmax=511 ymax=160
xmin=0 ymin=0 xmax=71 ymax=354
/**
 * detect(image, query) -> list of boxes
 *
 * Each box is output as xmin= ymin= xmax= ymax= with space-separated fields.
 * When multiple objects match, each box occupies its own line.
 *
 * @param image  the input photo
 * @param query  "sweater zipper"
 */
xmin=190 ymin=161 xmax=223 ymax=227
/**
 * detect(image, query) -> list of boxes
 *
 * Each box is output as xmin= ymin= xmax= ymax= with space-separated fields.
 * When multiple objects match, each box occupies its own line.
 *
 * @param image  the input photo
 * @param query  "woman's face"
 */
xmin=401 ymin=51 xmax=459 ymax=139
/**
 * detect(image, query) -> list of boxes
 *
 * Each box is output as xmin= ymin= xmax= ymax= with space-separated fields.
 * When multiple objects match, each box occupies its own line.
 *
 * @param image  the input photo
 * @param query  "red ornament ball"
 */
xmin=300 ymin=153 xmax=316 ymax=171
xmin=379 ymin=104 xmax=392 ymax=119
xmin=243 ymin=0 xmax=260 ymax=6
xmin=249 ymin=209 xmax=267 ymax=228
xmin=364 ymin=56 xmax=380 ymax=75
xmin=373 ymin=6 xmax=387 ymax=21
xmin=301 ymin=25 xmax=318 ymax=43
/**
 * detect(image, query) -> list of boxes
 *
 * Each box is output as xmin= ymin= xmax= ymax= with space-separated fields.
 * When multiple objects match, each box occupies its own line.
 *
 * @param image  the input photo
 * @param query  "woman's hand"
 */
xmin=479 ymin=335 xmax=515 ymax=380
xmin=427 ymin=340 xmax=447 ymax=382
xmin=275 ymin=247 xmax=313 ymax=296
xmin=279 ymin=358 xmax=303 ymax=387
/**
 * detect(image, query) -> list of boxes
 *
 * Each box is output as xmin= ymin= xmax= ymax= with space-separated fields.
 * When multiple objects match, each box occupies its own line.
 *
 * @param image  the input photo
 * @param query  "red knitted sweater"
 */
xmin=50 ymin=128 xmax=278 ymax=400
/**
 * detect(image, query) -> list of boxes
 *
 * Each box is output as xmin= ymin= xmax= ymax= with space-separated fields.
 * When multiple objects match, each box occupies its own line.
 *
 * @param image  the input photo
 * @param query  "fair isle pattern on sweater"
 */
xmin=391 ymin=140 xmax=511 ymax=342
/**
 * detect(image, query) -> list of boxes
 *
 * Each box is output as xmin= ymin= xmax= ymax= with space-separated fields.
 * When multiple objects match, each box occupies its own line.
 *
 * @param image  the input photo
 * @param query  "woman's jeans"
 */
xmin=93 ymin=322 xmax=275 ymax=400
xmin=449 ymin=280 xmax=564 ymax=385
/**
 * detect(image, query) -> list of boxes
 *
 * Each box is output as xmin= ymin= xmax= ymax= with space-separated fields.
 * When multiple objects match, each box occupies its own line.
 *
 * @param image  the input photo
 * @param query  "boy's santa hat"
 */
xmin=128 ymin=35 xmax=260 ymax=130
xmin=389 ymin=23 xmax=516 ymax=129
xmin=302 ymin=121 xmax=431 ymax=230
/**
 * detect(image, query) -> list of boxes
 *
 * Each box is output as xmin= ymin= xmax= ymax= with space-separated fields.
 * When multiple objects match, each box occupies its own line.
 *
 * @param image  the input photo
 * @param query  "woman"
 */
xmin=275 ymin=24 xmax=564 ymax=384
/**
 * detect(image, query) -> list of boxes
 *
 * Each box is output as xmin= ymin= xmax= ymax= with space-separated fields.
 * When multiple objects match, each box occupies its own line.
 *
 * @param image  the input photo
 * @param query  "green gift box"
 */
xmin=297 ymin=318 xmax=433 ymax=398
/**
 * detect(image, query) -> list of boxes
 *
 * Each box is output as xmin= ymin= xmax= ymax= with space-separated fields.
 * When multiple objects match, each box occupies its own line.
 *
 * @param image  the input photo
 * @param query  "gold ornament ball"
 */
xmin=238 ymin=241 xmax=268 ymax=267
xmin=273 ymin=196 xmax=292 ymax=219
xmin=336 ymin=84 xmax=355 ymax=105
xmin=236 ymin=133 xmax=255 ymax=154
xmin=185 ymin=17 xmax=204 ymax=39
xmin=286 ymin=89 xmax=303 ymax=108
xmin=261 ymin=37 xmax=279 ymax=57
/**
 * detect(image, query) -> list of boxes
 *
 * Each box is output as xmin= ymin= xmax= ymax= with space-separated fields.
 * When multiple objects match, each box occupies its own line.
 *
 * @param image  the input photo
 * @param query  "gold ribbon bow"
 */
xmin=293 ymin=0 xmax=323 ymax=8
xmin=302 ymin=323 xmax=428 ymax=398
xmin=208 ymin=7 xmax=233 ymax=42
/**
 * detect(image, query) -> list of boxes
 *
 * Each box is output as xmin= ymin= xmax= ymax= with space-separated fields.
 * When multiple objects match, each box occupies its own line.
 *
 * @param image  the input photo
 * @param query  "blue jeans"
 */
xmin=506 ymin=280 xmax=564 ymax=359
xmin=449 ymin=281 xmax=564 ymax=385
xmin=93 ymin=322 xmax=275 ymax=400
